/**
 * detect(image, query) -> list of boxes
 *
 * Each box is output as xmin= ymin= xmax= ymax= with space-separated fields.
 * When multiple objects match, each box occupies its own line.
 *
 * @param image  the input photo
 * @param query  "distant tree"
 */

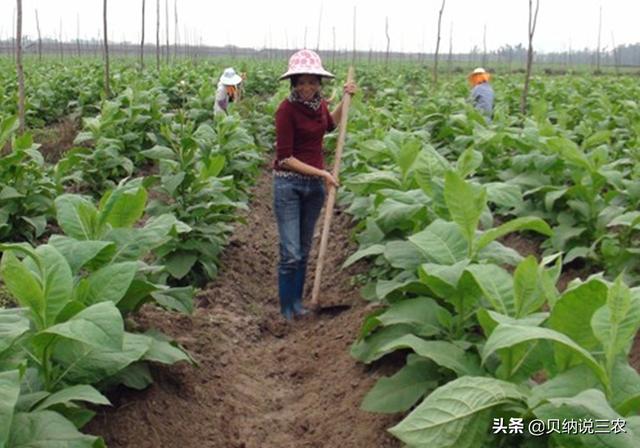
xmin=520 ymin=0 xmax=539 ymax=115
xmin=433 ymin=0 xmax=446 ymax=85
xmin=16 ymin=0 xmax=25 ymax=133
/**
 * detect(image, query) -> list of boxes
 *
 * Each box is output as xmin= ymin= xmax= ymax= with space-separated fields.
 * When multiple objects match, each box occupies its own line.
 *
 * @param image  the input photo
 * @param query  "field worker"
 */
xmin=468 ymin=67 xmax=494 ymax=120
xmin=273 ymin=49 xmax=356 ymax=320
xmin=214 ymin=67 xmax=243 ymax=115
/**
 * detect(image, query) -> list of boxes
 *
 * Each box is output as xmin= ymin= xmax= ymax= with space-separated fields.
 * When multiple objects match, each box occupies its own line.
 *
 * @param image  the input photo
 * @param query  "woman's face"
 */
xmin=294 ymin=75 xmax=321 ymax=101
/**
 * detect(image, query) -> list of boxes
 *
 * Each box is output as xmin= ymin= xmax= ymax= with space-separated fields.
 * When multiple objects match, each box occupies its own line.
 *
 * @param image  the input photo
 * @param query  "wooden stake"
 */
xmin=311 ymin=66 xmax=355 ymax=308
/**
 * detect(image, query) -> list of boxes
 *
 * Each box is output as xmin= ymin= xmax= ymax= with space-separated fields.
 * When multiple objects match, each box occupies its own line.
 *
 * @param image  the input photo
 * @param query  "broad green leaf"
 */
xmin=55 ymin=194 xmax=98 ymax=240
xmin=376 ymin=334 xmax=483 ymax=376
xmin=513 ymin=256 xmax=545 ymax=317
xmin=455 ymin=148 xmax=483 ymax=178
xmin=485 ymin=182 xmax=523 ymax=209
xmin=0 ymin=309 xmax=30 ymax=355
xmin=444 ymin=171 xmax=486 ymax=250
xmin=462 ymin=264 xmax=514 ymax=316
xmin=33 ymin=385 xmax=110 ymax=411
xmin=53 ymin=332 xmax=152 ymax=385
xmin=151 ymin=287 xmax=193 ymax=314
xmin=35 ymin=245 xmax=74 ymax=327
xmin=99 ymin=185 xmax=147 ymax=229
xmin=9 ymin=410 xmax=104 ymax=448
xmin=383 ymin=241 xmax=426 ymax=270
xmin=361 ymin=357 xmax=439 ymax=413
xmin=48 ymin=236 xmax=115 ymax=273
xmin=409 ymin=220 xmax=468 ymax=265
xmin=375 ymin=199 xmax=425 ymax=233
xmin=343 ymin=244 xmax=385 ymax=268
xmin=164 ymin=251 xmax=198 ymax=279
xmin=389 ymin=376 xmax=525 ymax=448
xmin=86 ymin=262 xmax=138 ymax=305
xmin=140 ymin=145 xmax=175 ymax=160
xmin=0 ymin=370 xmax=20 ymax=447
xmin=0 ymin=250 xmax=44 ymax=326
xmin=592 ymin=277 xmax=640 ymax=369
xmin=351 ymin=324 xmax=416 ymax=364
xmin=535 ymin=389 xmax=639 ymax=448
xmin=482 ymin=323 xmax=607 ymax=385
xmin=549 ymin=278 xmax=608 ymax=354
xmin=418 ymin=260 xmax=469 ymax=299
xmin=41 ymin=301 xmax=124 ymax=350
xmin=141 ymin=331 xmax=193 ymax=365
xmin=474 ymin=217 xmax=552 ymax=254
xmin=377 ymin=297 xmax=447 ymax=337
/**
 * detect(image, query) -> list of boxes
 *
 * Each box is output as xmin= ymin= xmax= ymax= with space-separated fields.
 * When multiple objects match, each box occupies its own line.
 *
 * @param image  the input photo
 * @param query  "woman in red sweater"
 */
xmin=274 ymin=49 xmax=356 ymax=320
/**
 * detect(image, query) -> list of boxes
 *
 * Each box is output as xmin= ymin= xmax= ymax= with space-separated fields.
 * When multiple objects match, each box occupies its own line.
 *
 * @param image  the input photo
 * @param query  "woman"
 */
xmin=468 ymin=67 xmax=494 ymax=120
xmin=273 ymin=49 xmax=356 ymax=320
xmin=214 ymin=67 xmax=243 ymax=115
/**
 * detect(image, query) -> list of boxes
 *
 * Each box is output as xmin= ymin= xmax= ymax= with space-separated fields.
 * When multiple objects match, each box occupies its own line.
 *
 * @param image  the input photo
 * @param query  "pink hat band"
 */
xmin=279 ymin=49 xmax=335 ymax=80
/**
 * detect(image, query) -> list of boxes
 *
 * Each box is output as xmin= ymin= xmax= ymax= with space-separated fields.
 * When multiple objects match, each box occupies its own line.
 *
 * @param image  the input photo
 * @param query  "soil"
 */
xmin=86 ymin=168 xmax=401 ymax=448
xmin=33 ymin=116 xmax=79 ymax=162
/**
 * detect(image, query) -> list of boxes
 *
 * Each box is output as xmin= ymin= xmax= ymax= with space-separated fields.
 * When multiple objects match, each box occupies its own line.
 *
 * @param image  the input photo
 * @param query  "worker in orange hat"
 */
xmin=468 ymin=67 xmax=494 ymax=120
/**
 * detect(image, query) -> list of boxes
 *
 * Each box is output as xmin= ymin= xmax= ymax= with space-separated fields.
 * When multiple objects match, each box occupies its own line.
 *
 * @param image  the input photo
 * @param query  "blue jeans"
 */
xmin=273 ymin=175 xmax=325 ymax=318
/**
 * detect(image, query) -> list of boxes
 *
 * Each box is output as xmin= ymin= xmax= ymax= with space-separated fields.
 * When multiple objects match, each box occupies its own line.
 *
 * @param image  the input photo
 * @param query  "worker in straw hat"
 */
xmin=214 ymin=67 xmax=243 ymax=115
xmin=272 ymin=49 xmax=356 ymax=321
xmin=468 ymin=67 xmax=494 ymax=120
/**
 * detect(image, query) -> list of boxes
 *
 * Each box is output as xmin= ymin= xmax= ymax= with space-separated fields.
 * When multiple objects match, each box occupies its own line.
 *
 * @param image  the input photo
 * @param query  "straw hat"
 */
xmin=219 ymin=67 xmax=243 ymax=86
xmin=279 ymin=49 xmax=335 ymax=80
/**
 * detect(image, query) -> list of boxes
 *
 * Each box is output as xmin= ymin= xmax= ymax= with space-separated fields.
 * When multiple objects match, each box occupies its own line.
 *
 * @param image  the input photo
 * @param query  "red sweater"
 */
xmin=274 ymin=98 xmax=336 ymax=170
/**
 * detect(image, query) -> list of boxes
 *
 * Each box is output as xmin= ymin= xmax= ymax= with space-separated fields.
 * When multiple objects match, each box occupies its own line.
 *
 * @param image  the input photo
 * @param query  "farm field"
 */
xmin=2 ymin=54 xmax=640 ymax=448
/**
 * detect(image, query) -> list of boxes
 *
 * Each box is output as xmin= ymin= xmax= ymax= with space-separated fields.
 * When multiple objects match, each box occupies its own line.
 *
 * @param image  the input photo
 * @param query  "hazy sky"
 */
xmin=0 ymin=0 xmax=637 ymax=54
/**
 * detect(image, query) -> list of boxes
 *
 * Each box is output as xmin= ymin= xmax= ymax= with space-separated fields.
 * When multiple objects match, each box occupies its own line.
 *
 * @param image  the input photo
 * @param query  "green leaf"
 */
xmin=55 ymin=194 xmax=98 ymax=240
xmin=53 ymin=332 xmax=152 ymax=385
xmin=141 ymin=331 xmax=193 ymax=365
xmin=0 ymin=250 xmax=44 ymax=326
xmin=0 ymin=370 xmax=20 ymax=447
xmin=48 ymin=236 xmax=115 ymax=274
xmin=343 ymin=244 xmax=385 ymax=268
xmin=86 ymin=262 xmax=138 ymax=305
xmin=0 ymin=309 xmax=30 ymax=355
xmin=513 ymin=256 xmax=545 ymax=318
xmin=409 ymin=220 xmax=468 ymax=265
xmin=140 ymin=145 xmax=176 ymax=160
xmin=377 ymin=297 xmax=447 ymax=337
xmin=592 ymin=277 xmax=640 ymax=370
xmin=383 ymin=241 xmax=426 ymax=270
xmin=151 ymin=287 xmax=193 ymax=314
xmin=462 ymin=264 xmax=514 ymax=316
xmin=389 ymin=376 xmax=525 ymax=448
xmin=164 ymin=251 xmax=198 ymax=279
xmin=35 ymin=245 xmax=74 ymax=327
xmin=482 ymin=323 xmax=607 ymax=385
xmin=455 ymin=148 xmax=483 ymax=178
xmin=351 ymin=324 xmax=415 ymax=364
xmin=474 ymin=217 xmax=552 ymax=254
xmin=549 ymin=278 xmax=608 ymax=355
xmin=41 ymin=301 xmax=124 ymax=350
xmin=376 ymin=334 xmax=483 ymax=376
xmin=9 ymin=410 xmax=104 ymax=448
xmin=361 ymin=357 xmax=439 ymax=413
xmin=444 ymin=171 xmax=486 ymax=251
xmin=99 ymin=185 xmax=147 ymax=229
xmin=535 ymin=389 xmax=639 ymax=448
xmin=33 ymin=385 xmax=110 ymax=411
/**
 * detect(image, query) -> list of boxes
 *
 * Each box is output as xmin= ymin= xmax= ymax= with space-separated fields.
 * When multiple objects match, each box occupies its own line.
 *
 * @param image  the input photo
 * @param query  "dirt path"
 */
xmin=88 ymin=168 xmax=401 ymax=448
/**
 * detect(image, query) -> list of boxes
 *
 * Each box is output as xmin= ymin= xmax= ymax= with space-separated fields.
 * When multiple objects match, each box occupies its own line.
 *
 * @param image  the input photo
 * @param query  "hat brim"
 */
xmin=279 ymin=68 xmax=335 ymax=81
xmin=220 ymin=74 xmax=243 ymax=85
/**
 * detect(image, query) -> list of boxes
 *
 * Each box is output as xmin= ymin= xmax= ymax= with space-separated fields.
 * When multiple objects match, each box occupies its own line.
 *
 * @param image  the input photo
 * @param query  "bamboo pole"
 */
xmin=310 ymin=66 xmax=355 ymax=309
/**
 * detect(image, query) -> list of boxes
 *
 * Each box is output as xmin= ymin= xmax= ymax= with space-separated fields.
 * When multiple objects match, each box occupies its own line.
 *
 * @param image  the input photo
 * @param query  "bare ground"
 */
xmin=86 ymin=169 xmax=401 ymax=448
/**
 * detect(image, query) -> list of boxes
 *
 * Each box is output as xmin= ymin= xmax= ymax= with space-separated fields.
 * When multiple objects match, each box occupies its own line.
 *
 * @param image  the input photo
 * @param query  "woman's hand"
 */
xmin=343 ymin=81 xmax=357 ymax=96
xmin=323 ymin=171 xmax=340 ymax=190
